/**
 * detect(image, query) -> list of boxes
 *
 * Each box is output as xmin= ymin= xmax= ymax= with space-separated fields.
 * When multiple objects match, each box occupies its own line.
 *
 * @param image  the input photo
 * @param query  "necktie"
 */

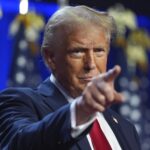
xmin=90 ymin=119 xmax=112 ymax=150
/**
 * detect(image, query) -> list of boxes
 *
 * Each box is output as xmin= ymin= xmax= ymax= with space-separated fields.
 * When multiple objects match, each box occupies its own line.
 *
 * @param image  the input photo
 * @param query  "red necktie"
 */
xmin=90 ymin=120 xmax=112 ymax=150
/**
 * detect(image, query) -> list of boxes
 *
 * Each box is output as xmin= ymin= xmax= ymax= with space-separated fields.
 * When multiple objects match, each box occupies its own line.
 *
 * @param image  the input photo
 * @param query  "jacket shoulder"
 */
xmin=0 ymin=87 xmax=39 ymax=100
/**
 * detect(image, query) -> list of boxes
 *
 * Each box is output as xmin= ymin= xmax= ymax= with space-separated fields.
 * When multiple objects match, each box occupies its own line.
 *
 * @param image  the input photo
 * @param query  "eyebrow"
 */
xmin=67 ymin=46 xmax=106 ymax=51
xmin=68 ymin=47 xmax=88 ymax=51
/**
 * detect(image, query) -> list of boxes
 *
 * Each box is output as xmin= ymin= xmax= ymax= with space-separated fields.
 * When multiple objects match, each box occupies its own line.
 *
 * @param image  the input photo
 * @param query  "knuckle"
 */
xmin=97 ymin=95 xmax=106 ymax=105
xmin=91 ymin=103 xmax=98 ymax=110
xmin=99 ymin=106 xmax=105 ymax=112
xmin=99 ymin=95 xmax=105 ymax=101
xmin=108 ymin=91 xmax=114 ymax=101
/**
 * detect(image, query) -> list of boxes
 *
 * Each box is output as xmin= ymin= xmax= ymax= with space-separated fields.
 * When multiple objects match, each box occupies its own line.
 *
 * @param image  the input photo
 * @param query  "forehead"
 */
xmin=66 ymin=24 xmax=109 ymax=47
xmin=52 ymin=22 xmax=110 ymax=54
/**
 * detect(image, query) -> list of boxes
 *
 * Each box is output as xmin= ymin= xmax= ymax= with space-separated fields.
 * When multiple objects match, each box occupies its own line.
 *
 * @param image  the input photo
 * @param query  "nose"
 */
xmin=84 ymin=50 xmax=96 ymax=71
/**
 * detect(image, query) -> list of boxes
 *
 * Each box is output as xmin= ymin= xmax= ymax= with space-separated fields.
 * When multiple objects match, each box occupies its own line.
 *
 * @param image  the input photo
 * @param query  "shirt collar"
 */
xmin=50 ymin=74 xmax=81 ymax=103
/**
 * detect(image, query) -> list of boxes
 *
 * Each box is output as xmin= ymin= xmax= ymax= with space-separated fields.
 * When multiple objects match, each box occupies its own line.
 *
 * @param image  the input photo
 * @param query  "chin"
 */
xmin=78 ymin=84 xmax=87 ymax=92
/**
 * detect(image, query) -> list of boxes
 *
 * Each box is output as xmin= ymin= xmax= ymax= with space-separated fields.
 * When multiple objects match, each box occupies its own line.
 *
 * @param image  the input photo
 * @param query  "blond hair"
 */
xmin=41 ymin=5 xmax=117 ymax=55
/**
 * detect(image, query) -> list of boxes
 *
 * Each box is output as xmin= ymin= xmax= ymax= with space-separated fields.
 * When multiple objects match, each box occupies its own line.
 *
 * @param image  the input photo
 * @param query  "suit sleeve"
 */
xmin=0 ymin=88 xmax=87 ymax=150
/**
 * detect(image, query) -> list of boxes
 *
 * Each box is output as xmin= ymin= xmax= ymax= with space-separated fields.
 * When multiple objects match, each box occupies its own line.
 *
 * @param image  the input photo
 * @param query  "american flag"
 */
xmin=8 ymin=13 xmax=45 ymax=88
xmin=110 ymin=34 xmax=150 ymax=150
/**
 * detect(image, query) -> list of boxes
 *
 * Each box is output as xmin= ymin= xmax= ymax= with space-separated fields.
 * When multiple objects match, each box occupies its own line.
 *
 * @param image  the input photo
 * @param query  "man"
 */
xmin=0 ymin=5 xmax=140 ymax=150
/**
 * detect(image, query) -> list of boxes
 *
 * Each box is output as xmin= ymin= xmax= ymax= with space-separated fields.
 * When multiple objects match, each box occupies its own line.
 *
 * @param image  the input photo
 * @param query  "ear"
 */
xmin=43 ymin=48 xmax=56 ymax=71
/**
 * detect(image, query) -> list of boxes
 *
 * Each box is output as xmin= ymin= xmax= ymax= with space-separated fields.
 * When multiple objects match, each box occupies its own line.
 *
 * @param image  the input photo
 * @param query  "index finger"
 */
xmin=103 ymin=65 xmax=121 ymax=82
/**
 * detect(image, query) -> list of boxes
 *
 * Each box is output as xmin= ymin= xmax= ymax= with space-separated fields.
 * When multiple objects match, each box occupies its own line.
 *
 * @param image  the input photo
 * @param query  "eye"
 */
xmin=94 ymin=48 xmax=106 ymax=57
xmin=68 ymin=48 xmax=85 ymax=58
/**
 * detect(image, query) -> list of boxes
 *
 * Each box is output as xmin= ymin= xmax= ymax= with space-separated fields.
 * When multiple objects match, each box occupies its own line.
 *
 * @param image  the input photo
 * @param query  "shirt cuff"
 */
xmin=70 ymin=98 xmax=97 ymax=138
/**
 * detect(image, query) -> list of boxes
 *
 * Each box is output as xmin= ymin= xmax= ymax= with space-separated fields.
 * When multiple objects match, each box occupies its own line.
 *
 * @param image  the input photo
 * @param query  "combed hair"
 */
xmin=41 ymin=5 xmax=117 ymax=55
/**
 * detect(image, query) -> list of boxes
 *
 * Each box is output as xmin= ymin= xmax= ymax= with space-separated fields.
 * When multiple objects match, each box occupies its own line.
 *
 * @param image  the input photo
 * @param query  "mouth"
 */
xmin=78 ymin=76 xmax=94 ymax=82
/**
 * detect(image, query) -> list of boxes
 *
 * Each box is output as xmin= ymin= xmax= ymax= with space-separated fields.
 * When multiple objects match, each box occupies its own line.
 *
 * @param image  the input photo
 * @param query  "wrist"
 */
xmin=75 ymin=98 xmax=92 ymax=126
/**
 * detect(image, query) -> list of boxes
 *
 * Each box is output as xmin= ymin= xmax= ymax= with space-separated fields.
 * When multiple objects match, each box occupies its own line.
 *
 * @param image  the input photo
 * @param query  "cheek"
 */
xmin=66 ymin=57 xmax=83 ymax=73
xmin=96 ymin=56 xmax=108 ymax=73
xmin=67 ymin=61 xmax=85 ymax=86
xmin=59 ymin=59 xmax=81 ymax=83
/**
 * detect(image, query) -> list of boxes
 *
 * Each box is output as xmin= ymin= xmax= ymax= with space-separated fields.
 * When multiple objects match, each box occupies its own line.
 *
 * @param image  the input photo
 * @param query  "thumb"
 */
xmin=103 ymin=65 xmax=121 ymax=82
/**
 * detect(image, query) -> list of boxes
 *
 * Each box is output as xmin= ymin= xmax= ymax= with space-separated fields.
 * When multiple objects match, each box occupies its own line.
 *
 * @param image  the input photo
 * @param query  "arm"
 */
xmin=76 ymin=65 xmax=124 ymax=126
xmin=0 ymin=88 xmax=87 ymax=150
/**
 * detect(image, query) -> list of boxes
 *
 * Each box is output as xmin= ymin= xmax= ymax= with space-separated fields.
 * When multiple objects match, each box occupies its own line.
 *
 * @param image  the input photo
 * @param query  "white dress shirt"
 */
xmin=50 ymin=74 xmax=122 ymax=150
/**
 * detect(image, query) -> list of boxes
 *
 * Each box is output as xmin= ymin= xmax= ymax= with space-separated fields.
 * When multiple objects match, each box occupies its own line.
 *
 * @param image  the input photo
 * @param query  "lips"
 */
xmin=78 ymin=76 xmax=94 ymax=82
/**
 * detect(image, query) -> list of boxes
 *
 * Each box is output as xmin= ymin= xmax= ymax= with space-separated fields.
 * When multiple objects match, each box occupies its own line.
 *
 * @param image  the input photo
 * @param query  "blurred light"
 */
xmin=130 ymin=109 xmax=141 ymax=121
xmin=0 ymin=1 xmax=58 ymax=17
xmin=119 ymin=104 xmax=131 ymax=116
xmin=122 ymin=90 xmax=131 ymax=102
xmin=9 ymin=21 xmax=20 ymax=36
xmin=58 ymin=0 xmax=69 ymax=7
xmin=25 ymin=27 xmax=38 ymax=42
xmin=0 ymin=6 xmax=3 ymax=19
xmin=19 ymin=0 xmax=28 ymax=15
xmin=129 ymin=80 xmax=138 ymax=92
xmin=15 ymin=72 xmax=25 ymax=84
xmin=119 ymin=77 xmax=129 ymax=88
xmin=19 ymin=40 xmax=28 ymax=50
xmin=130 ymin=94 xmax=141 ymax=107
xmin=17 ymin=56 xmax=26 ymax=68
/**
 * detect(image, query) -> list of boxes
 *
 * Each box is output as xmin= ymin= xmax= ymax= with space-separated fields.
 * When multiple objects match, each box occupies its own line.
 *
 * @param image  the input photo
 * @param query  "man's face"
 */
xmin=50 ymin=24 xmax=109 ymax=97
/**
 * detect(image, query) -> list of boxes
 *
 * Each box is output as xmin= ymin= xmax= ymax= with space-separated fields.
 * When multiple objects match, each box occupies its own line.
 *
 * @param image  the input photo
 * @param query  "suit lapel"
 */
xmin=103 ymin=109 xmax=132 ymax=150
xmin=37 ymin=78 xmax=68 ymax=110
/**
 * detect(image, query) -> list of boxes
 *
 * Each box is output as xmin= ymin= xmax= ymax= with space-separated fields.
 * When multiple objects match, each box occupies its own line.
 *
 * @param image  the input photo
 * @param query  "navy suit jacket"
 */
xmin=0 ymin=78 xmax=141 ymax=150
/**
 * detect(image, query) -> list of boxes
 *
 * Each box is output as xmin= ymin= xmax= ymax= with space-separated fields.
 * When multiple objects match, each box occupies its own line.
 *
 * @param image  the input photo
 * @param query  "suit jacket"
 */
xmin=0 ymin=78 xmax=141 ymax=150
